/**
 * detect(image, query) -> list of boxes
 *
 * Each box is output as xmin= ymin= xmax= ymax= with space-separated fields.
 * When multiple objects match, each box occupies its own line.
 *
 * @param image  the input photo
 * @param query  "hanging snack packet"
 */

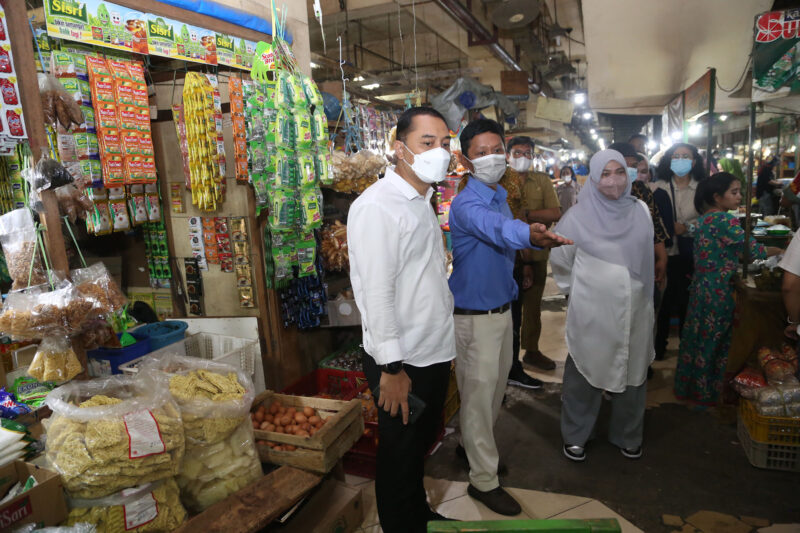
xmin=268 ymin=187 xmax=296 ymax=230
xmin=301 ymin=74 xmax=324 ymax=108
xmin=316 ymin=152 xmax=332 ymax=185
xmin=300 ymin=186 xmax=323 ymax=230
xmin=128 ymin=193 xmax=148 ymax=226
xmin=274 ymin=149 xmax=296 ymax=188
xmin=110 ymin=199 xmax=130 ymax=232
xmin=12 ymin=376 xmax=55 ymax=409
xmin=146 ymin=192 xmax=161 ymax=222
xmin=297 ymin=237 xmax=317 ymax=277
xmin=297 ymin=151 xmax=316 ymax=187
xmin=90 ymin=201 xmax=112 ymax=235
xmin=28 ymin=336 xmax=82 ymax=383
xmin=295 ymin=108 xmax=313 ymax=149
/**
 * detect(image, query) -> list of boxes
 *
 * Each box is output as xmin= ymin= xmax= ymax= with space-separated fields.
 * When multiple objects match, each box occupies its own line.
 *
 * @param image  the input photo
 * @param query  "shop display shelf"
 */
xmin=737 ymin=418 xmax=800 ymax=472
xmin=252 ymin=391 xmax=364 ymax=474
xmin=739 ymin=399 xmax=800 ymax=446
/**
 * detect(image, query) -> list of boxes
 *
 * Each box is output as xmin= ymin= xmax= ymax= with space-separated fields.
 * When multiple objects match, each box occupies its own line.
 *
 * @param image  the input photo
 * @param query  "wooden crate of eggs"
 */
xmin=251 ymin=391 xmax=365 ymax=474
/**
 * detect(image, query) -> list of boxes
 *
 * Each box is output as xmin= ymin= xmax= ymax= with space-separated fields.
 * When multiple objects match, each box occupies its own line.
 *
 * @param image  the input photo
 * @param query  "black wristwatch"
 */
xmin=381 ymin=361 xmax=404 ymax=375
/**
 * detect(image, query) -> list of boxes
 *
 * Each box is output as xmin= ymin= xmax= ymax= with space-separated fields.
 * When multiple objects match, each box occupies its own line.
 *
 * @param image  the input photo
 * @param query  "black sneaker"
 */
xmin=456 ymin=444 xmax=508 ymax=476
xmin=620 ymin=446 xmax=642 ymax=459
xmin=507 ymin=369 xmax=543 ymax=390
xmin=467 ymin=485 xmax=522 ymax=516
xmin=563 ymin=444 xmax=586 ymax=462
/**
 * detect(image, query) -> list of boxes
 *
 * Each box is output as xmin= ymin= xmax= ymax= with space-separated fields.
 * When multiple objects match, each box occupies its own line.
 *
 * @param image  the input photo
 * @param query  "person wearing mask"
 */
xmin=449 ymin=119 xmax=570 ymax=515
xmin=757 ymin=157 xmax=782 ymax=216
xmin=628 ymin=133 xmax=649 ymax=155
xmin=653 ymin=143 xmax=708 ymax=360
xmin=676 ymin=174 xmax=778 ymax=406
xmin=635 ymin=153 xmax=653 ymax=184
xmin=608 ymin=143 xmax=668 ymax=289
xmin=551 ymin=149 xmax=655 ymax=461
xmin=501 ymin=136 xmax=560 ymax=387
xmin=557 ymin=165 xmax=581 ymax=213
xmin=348 ymin=107 xmax=457 ymax=533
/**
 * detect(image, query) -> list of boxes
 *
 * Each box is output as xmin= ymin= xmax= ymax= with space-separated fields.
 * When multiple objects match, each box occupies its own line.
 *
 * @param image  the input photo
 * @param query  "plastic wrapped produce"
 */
xmin=0 ymin=209 xmax=47 ymax=290
xmin=138 ymin=354 xmax=254 ymax=447
xmin=28 ymin=335 xmax=81 ymax=383
xmin=72 ymin=262 xmax=127 ymax=319
xmin=65 ymin=479 xmax=187 ymax=533
xmin=176 ymin=419 xmax=262 ymax=513
xmin=732 ymin=367 xmax=768 ymax=399
xmin=138 ymin=355 xmax=261 ymax=511
xmin=45 ymin=376 xmax=185 ymax=499
xmin=329 ymin=150 xmax=386 ymax=193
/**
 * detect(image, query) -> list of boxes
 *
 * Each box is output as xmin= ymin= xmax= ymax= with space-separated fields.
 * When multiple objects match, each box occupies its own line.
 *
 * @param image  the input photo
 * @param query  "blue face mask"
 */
xmin=670 ymin=159 xmax=693 ymax=177
xmin=626 ymin=167 xmax=638 ymax=182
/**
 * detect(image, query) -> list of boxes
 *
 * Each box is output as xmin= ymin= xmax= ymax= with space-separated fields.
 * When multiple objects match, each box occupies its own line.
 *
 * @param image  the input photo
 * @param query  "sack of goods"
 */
xmin=138 ymin=354 xmax=263 ymax=512
xmin=65 ymin=478 xmax=187 ymax=533
xmin=44 ymin=375 xmax=185 ymax=500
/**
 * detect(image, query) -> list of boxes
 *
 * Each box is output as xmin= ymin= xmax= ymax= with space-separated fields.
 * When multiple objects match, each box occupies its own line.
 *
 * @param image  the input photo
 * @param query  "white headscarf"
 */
xmin=554 ymin=149 xmax=654 ymax=295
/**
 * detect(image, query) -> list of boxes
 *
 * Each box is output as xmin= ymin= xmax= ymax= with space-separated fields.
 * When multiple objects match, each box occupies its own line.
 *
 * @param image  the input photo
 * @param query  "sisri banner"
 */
xmin=44 ymin=0 xmax=260 ymax=69
xmin=753 ymin=9 xmax=800 ymax=102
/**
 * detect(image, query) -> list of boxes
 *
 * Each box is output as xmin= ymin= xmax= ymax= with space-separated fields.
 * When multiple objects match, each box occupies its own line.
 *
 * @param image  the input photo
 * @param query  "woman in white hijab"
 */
xmin=550 ymin=149 xmax=655 ymax=462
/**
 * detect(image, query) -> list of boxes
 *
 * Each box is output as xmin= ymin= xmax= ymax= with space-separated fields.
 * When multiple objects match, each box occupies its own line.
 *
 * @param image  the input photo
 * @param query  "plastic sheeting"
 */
xmin=431 ymin=77 xmax=519 ymax=132
xmin=156 ymin=0 xmax=292 ymax=44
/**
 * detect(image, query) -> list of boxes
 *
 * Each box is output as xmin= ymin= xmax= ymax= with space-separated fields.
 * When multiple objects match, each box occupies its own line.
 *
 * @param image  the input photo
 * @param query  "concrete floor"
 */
xmin=418 ymin=272 xmax=800 ymax=532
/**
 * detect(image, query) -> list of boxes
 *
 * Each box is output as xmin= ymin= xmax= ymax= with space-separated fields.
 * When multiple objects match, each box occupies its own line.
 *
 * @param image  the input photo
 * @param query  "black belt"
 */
xmin=454 ymin=302 xmax=511 ymax=315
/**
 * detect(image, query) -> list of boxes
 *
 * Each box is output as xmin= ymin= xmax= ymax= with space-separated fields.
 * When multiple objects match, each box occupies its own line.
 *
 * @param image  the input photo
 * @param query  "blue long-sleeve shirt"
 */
xmin=448 ymin=177 xmax=534 ymax=311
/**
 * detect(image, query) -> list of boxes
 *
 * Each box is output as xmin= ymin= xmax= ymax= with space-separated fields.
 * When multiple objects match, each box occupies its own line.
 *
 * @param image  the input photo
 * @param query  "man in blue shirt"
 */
xmin=449 ymin=119 xmax=571 ymax=516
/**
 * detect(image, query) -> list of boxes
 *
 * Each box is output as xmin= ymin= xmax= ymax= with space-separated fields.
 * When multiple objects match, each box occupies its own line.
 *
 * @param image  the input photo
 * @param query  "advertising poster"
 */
xmin=44 ymin=0 xmax=148 ymax=54
xmin=753 ymin=9 xmax=800 ymax=101
xmin=146 ymin=15 xmax=216 ymax=65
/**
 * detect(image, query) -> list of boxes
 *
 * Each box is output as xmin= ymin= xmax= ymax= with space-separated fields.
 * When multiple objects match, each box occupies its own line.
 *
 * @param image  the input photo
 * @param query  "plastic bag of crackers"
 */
xmin=138 ymin=354 xmax=262 ymax=512
xmin=64 ymin=478 xmax=187 ymax=532
xmin=45 ymin=375 xmax=185 ymax=499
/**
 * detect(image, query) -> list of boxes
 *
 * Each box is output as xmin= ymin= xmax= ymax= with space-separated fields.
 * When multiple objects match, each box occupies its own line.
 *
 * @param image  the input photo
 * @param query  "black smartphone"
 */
xmin=372 ymin=386 xmax=426 ymax=424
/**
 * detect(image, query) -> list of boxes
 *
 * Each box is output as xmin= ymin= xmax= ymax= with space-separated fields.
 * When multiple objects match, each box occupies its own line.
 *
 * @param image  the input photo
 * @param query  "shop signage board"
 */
xmin=534 ymin=96 xmax=574 ymax=124
xmin=753 ymin=9 xmax=800 ymax=102
xmin=44 ymin=0 xmax=149 ymax=54
xmin=145 ymin=15 xmax=217 ymax=65
xmin=45 ymin=0 xmax=260 ymax=69
xmin=684 ymin=70 xmax=713 ymax=122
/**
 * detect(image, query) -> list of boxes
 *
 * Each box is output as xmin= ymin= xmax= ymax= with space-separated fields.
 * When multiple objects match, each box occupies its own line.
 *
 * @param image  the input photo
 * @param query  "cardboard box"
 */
xmin=0 ymin=461 xmax=68 ymax=530
xmin=280 ymin=479 xmax=363 ymax=533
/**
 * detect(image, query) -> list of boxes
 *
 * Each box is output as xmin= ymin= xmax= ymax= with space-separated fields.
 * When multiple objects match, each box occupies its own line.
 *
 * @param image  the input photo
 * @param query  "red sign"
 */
xmin=0 ymin=496 xmax=32 ymax=529
xmin=756 ymin=10 xmax=800 ymax=42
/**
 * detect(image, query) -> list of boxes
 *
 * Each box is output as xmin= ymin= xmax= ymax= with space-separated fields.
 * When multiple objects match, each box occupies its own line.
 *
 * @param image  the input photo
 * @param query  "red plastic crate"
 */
xmin=281 ymin=368 xmax=363 ymax=400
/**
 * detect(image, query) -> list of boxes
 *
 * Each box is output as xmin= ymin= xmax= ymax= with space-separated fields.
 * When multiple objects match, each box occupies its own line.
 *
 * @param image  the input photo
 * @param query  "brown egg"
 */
xmin=301 ymin=422 xmax=311 ymax=431
xmin=274 ymin=445 xmax=283 ymax=451
xmin=275 ymin=426 xmax=285 ymax=434
xmin=285 ymin=445 xmax=297 ymax=452
xmin=278 ymin=407 xmax=287 ymax=416
xmin=252 ymin=420 xmax=260 ymax=429
xmin=260 ymin=421 xmax=270 ymax=430
xmin=280 ymin=416 xmax=291 ymax=426
xmin=257 ymin=405 xmax=266 ymax=414
xmin=308 ymin=415 xmax=321 ymax=426
xmin=303 ymin=406 xmax=314 ymax=417
xmin=309 ymin=427 xmax=317 ymax=436
xmin=254 ymin=411 xmax=264 ymax=423
xmin=273 ymin=400 xmax=282 ymax=409
xmin=294 ymin=413 xmax=307 ymax=424
xmin=295 ymin=430 xmax=309 ymax=438
xmin=264 ymin=414 xmax=274 ymax=424
xmin=287 ymin=407 xmax=297 ymax=417
xmin=269 ymin=403 xmax=279 ymax=415
xmin=265 ymin=423 xmax=276 ymax=432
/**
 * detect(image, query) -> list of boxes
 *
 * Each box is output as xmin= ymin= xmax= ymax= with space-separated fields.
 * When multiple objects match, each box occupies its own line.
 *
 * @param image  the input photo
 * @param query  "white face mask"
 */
xmin=563 ymin=174 xmax=572 ymax=183
xmin=469 ymin=154 xmax=507 ymax=184
xmin=508 ymin=155 xmax=531 ymax=173
xmin=401 ymin=142 xmax=451 ymax=184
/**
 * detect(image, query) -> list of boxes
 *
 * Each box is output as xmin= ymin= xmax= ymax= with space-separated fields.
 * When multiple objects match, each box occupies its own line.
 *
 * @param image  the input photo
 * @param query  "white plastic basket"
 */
xmin=119 ymin=333 xmax=265 ymax=393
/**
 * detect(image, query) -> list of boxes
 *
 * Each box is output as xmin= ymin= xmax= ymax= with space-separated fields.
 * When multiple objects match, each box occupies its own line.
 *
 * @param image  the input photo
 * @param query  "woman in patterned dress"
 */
xmin=676 ymin=173 xmax=781 ymax=405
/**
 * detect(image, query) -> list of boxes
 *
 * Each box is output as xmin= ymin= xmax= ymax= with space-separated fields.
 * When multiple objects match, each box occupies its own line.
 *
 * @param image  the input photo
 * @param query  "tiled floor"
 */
xmin=347 ymin=474 xmax=644 ymax=533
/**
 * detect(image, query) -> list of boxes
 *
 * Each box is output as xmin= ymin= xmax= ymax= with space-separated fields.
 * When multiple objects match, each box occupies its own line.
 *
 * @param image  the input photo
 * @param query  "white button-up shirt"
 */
xmin=348 ymin=168 xmax=456 ymax=367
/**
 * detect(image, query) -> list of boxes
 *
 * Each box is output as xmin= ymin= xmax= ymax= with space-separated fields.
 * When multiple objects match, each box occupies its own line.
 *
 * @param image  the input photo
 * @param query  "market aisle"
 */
xmin=348 ymin=475 xmax=643 ymax=532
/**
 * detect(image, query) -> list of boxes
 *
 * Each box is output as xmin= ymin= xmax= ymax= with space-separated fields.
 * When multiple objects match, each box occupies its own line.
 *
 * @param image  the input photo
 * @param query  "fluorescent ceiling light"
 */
xmin=353 ymin=75 xmax=365 ymax=82
xmin=719 ymin=114 xmax=728 ymax=121
xmin=362 ymin=83 xmax=380 ymax=90
xmin=582 ymin=112 xmax=592 ymax=120
xmin=671 ymin=131 xmax=682 ymax=140
xmin=310 ymin=62 xmax=320 ymax=69
xmin=573 ymin=93 xmax=586 ymax=105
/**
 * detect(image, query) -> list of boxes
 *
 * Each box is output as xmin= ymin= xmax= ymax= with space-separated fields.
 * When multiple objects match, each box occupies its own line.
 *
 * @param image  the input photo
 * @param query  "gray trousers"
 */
xmin=561 ymin=356 xmax=647 ymax=450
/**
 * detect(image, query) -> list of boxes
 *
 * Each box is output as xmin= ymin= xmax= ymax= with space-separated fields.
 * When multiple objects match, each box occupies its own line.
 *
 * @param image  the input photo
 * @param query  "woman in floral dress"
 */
xmin=676 ymin=173 xmax=781 ymax=405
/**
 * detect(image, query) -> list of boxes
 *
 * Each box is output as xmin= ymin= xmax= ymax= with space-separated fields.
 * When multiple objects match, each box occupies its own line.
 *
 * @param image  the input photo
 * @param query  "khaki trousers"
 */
xmin=521 ymin=260 xmax=548 ymax=353
xmin=454 ymin=310 xmax=513 ymax=491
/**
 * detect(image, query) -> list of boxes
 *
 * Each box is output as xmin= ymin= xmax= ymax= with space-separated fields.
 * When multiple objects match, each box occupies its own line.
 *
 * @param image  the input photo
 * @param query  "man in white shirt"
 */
xmin=348 ymin=107 xmax=457 ymax=533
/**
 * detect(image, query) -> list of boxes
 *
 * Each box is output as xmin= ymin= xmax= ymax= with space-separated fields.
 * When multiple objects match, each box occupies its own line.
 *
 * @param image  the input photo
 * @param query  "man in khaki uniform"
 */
xmin=502 ymin=137 xmax=561 ymax=379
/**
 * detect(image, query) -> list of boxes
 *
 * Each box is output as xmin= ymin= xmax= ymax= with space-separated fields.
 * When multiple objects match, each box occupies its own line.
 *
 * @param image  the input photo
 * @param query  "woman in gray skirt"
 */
xmin=550 ymin=149 xmax=655 ymax=462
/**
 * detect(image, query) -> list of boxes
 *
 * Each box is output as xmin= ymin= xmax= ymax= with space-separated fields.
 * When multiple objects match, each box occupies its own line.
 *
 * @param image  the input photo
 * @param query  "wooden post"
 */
xmin=2 ymin=0 xmax=70 ymax=275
